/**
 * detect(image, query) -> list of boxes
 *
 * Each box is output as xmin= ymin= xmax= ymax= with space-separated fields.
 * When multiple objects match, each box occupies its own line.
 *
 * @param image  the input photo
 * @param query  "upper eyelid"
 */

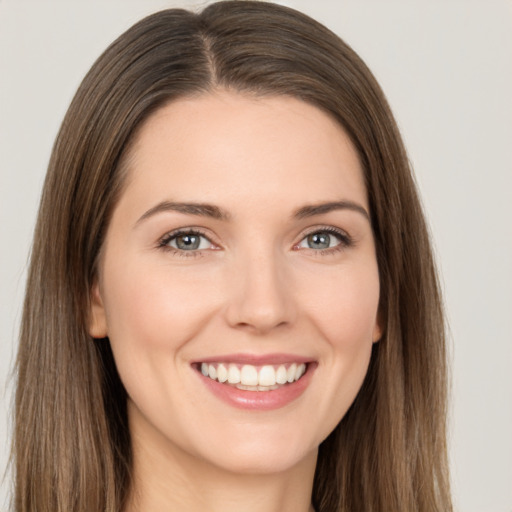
xmin=300 ymin=225 xmax=349 ymax=236
xmin=160 ymin=227 xmax=215 ymax=243
xmin=298 ymin=225 xmax=352 ymax=243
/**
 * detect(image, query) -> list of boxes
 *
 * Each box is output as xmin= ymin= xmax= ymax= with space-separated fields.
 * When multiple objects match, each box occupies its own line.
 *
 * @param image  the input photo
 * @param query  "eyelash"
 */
xmin=296 ymin=226 xmax=354 ymax=256
xmin=157 ymin=226 xmax=353 ymax=258
xmin=158 ymin=228 xmax=214 ymax=258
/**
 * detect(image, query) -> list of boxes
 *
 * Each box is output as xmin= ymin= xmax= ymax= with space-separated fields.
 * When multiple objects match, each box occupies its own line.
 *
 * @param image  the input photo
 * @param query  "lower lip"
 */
xmin=195 ymin=364 xmax=316 ymax=411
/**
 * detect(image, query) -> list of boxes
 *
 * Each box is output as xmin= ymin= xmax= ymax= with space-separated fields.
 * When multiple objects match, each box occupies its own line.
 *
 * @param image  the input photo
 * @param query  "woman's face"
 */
xmin=90 ymin=91 xmax=381 ymax=474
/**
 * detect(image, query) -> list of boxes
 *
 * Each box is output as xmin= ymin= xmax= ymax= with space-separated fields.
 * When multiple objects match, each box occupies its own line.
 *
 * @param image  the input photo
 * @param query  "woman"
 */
xmin=13 ymin=1 xmax=452 ymax=511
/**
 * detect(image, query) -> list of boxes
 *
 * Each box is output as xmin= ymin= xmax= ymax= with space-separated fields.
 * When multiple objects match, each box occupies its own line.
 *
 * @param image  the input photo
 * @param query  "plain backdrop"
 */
xmin=1 ymin=1 xmax=511 ymax=511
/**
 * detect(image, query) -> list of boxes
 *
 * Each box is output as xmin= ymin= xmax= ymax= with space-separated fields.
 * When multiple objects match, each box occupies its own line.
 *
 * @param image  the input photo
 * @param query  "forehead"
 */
xmin=119 ymin=91 xmax=367 ymax=216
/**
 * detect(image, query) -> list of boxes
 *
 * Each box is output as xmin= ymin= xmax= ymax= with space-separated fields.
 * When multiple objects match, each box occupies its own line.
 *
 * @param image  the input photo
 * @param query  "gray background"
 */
xmin=1 ymin=1 xmax=511 ymax=510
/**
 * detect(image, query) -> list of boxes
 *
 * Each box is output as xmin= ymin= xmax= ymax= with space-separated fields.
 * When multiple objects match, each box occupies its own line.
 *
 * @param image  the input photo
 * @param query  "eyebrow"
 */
xmin=136 ymin=201 xmax=231 ymax=225
xmin=292 ymin=200 xmax=370 ymax=221
xmin=135 ymin=199 xmax=370 ymax=225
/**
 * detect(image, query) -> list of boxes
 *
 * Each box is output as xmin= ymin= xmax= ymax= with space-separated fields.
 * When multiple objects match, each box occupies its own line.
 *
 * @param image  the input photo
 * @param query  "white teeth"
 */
xmin=295 ymin=363 xmax=306 ymax=380
xmin=287 ymin=363 xmax=297 ymax=383
xmin=276 ymin=365 xmax=288 ymax=384
xmin=227 ymin=364 xmax=241 ymax=384
xmin=258 ymin=365 xmax=276 ymax=386
xmin=200 ymin=361 xmax=309 ymax=390
xmin=240 ymin=365 xmax=258 ymax=386
xmin=217 ymin=363 xmax=228 ymax=383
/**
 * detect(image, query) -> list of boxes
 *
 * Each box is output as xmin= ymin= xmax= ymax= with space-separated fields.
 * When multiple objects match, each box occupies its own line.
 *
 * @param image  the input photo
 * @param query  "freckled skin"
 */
xmin=89 ymin=91 xmax=381 ymax=510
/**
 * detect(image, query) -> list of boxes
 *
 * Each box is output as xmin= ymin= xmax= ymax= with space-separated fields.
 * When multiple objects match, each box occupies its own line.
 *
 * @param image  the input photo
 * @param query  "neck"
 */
xmin=124 ymin=418 xmax=317 ymax=512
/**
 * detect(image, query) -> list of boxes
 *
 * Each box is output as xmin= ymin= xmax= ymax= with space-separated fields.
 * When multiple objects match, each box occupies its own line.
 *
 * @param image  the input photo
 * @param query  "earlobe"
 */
xmin=372 ymin=325 xmax=382 ymax=343
xmin=372 ymin=312 xmax=384 ymax=343
xmin=88 ymin=281 xmax=108 ymax=338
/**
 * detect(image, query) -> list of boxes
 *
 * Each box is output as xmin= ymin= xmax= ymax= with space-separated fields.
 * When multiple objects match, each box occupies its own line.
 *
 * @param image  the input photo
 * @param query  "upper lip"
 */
xmin=193 ymin=353 xmax=314 ymax=365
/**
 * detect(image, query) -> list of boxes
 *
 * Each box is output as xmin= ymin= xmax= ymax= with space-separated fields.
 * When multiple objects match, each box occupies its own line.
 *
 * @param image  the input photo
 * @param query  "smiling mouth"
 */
xmin=197 ymin=362 xmax=308 ymax=391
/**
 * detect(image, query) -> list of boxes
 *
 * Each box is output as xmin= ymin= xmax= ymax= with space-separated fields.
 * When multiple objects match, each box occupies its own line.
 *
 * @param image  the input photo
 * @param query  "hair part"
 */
xmin=13 ymin=2 xmax=452 ymax=511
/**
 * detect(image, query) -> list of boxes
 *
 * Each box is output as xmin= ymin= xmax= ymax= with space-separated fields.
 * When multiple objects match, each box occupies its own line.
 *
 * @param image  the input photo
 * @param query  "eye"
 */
xmin=296 ymin=228 xmax=351 ymax=252
xmin=160 ymin=229 xmax=214 ymax=252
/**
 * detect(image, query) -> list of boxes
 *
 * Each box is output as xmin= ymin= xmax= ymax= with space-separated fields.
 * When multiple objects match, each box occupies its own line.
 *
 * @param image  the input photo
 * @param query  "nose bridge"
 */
xmin=225 ymin=243 xmax=295 ymax=333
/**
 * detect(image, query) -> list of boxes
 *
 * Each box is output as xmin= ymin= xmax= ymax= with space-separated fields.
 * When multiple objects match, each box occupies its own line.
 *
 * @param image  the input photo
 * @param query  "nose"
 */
xmin=224 ymin=249 xmax=296 ymax=335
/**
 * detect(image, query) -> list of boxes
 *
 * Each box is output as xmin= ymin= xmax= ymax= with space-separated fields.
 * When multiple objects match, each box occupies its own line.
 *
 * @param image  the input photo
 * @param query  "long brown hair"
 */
xmin=13 ymin=2 xmax=452 ymax=511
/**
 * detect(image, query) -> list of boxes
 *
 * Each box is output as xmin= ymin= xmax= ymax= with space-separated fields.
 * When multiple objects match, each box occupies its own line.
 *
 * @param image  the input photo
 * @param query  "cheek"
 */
xmin=99 ymin=258 xmax=224 ymax=419
xmin=300 ymin=262 xmax=380 ymax=348
xmin=104 ymin=258 xmax=217 ymax=336
xmin=100 ymin=257 xmax=225 ymax=386
xmin=298 ymin=262 xmax=379 ymax=425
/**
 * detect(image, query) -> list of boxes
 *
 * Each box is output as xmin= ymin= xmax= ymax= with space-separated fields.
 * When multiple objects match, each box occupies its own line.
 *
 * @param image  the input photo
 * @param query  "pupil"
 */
xmin=177 ymin=234 xmax=200 ymax=250
xmin=308 ymin=233 xmax=330 ymax=249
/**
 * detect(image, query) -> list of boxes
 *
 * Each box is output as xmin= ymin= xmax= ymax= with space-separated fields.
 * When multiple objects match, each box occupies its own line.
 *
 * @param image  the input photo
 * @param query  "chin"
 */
xmin=187 ymin=421 xmax=321 ymax=476
xmin=205 ymin=442 xmax=316 ymax=476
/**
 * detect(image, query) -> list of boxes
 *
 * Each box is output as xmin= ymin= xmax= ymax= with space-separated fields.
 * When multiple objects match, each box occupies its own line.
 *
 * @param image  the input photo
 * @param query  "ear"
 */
xmin=88 ymin=280 xmax=108 ymax=338
xmin=372 ymin=310 xmax=384 ymax=343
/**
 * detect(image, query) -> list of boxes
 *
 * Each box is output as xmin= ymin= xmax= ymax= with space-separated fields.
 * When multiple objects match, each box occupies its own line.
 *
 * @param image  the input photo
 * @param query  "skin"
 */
xmin=89 ymin=91 xmax=381 ymax=512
